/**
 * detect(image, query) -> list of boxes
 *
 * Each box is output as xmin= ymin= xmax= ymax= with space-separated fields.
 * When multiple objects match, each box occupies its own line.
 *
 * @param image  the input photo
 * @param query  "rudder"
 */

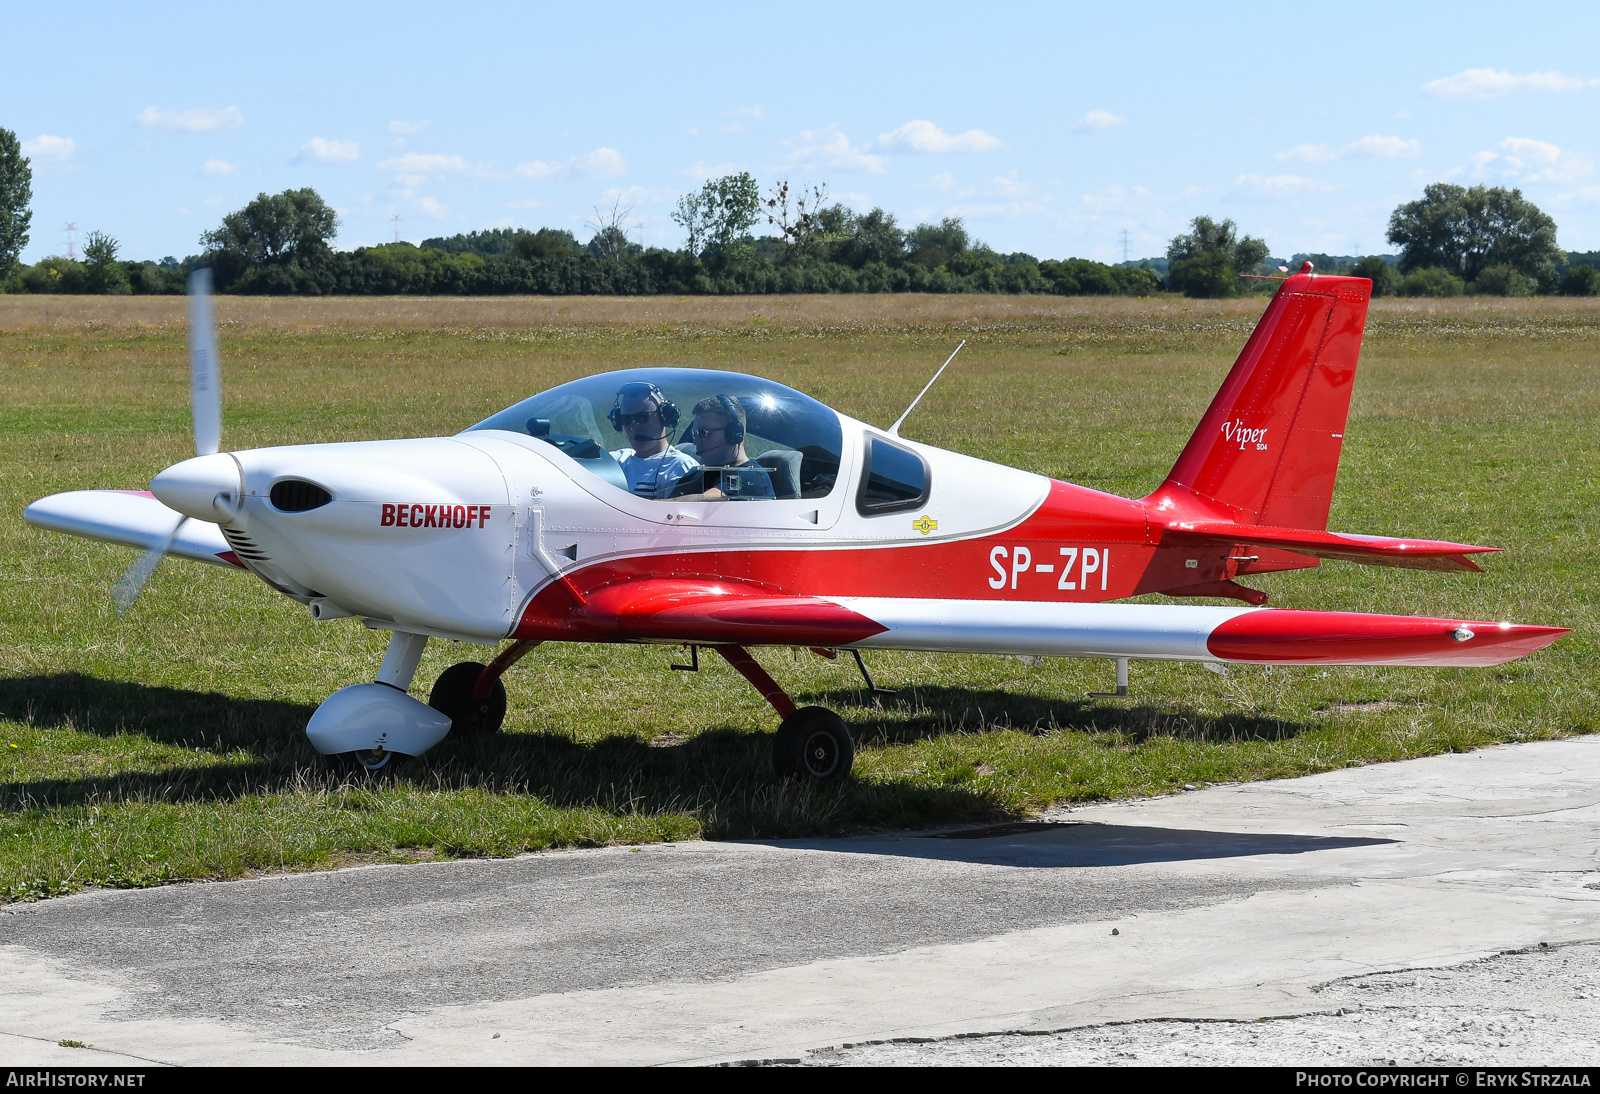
xmin=1146 ymin=265 xmax=1371 ymax=530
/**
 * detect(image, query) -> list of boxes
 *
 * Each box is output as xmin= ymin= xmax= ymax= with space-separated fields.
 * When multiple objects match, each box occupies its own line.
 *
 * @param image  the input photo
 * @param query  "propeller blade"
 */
xmin=111 ymin=516 xmax=187 ymax=616
xmin=187 ymin=268 xmax=222 ymax=457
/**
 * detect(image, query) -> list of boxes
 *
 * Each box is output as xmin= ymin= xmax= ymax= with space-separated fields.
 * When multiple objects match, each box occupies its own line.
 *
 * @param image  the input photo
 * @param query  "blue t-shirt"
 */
xmin=610 ymin=445 xmax=700 ymax=499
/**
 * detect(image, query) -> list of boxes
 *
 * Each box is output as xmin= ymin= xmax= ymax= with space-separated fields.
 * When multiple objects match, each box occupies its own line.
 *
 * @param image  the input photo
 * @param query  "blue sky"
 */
xmin=7 ymin=2 xmax=1600 ymax=265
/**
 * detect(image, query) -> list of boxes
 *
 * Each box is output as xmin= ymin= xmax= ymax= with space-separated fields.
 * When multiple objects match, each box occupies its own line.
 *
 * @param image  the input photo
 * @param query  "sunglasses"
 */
xmin=616 ymin=411 xmax=659 ymax=427
xmin=690 ymin=425 xmax=727 ymax=439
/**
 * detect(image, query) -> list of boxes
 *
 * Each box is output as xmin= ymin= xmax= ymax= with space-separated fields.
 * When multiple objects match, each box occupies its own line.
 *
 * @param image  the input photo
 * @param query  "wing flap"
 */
xmin=1164 ymin=522 xmax=1498 ymax=573
xmin=23 ymin=490 xmax=245 ymax=569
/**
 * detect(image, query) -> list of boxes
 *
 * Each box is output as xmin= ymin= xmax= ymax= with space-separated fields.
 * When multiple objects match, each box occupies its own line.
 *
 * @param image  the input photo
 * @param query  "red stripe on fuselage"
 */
xmin=513 ymin=480 xmax=1157 ymax=638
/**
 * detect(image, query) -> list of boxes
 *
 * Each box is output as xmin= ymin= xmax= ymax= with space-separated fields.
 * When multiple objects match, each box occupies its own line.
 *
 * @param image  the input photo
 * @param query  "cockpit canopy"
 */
xmin=467 ymin=368 xmax=845 ymax=500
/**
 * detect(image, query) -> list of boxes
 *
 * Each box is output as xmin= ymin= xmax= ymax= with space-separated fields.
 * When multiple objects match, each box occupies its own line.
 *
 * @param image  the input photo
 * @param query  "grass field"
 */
xmin=3 ymin=292 xmax=1598 ymax=902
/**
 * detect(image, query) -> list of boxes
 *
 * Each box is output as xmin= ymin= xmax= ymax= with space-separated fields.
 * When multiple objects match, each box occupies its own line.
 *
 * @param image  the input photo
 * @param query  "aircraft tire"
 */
xmin=428 ymin=662 xmax=507 ymax=736
xmin=328 ymin=748 xmax=404 ymax=775
xmin=773 ymin=706 xmax=854 ymax=785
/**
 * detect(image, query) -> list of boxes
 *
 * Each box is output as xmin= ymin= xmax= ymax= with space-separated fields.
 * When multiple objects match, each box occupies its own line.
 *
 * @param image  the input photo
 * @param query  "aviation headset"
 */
xmin=713 ymin=393 xmax=746 ymax=447
xmin=607 ymin=381 xmax=680 ymax=436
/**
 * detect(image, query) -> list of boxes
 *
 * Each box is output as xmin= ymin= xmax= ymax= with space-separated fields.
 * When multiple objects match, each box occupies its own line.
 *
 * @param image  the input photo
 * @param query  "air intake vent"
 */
xmin=220 ymin=527 xmax=272 ymax=563
xmin=270 ymin=479 xmax=332 ymax=512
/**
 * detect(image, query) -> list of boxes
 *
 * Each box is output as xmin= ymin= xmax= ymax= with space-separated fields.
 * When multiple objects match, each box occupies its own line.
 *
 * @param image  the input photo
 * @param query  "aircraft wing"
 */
xmin=835 ymin=598 xmax=1564 ymax=667
xmin=526 ymin=579 xmax=1565 ymax=668
xmin=1161 ymin=522 xmax=1499 ymax=573
xmin=23 ymin=490 xmax=246 ymax=569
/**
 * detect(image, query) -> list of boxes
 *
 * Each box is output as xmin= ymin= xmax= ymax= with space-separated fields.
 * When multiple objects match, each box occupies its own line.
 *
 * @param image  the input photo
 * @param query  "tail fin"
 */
xmin=1146 ymin=264 xmax=1371 ymax=530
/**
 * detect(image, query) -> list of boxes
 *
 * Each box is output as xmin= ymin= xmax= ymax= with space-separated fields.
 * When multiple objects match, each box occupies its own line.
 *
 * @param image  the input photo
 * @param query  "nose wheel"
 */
xmin=773 ymin=706 xmax=854 ymax=785
xmin=428 ymin=662 xmax=508 ymax=735
xmin=329 ymin=747 xmax=403 ymax=774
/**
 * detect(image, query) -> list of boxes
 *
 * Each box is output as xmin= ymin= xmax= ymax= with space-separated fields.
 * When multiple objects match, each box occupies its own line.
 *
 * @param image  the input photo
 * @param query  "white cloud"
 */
xmin=941 ymin=200 xmax=1045 ymax=219
xmin=985 ymin=171 xmax=1032 ymax=198
xmin=388 ymin=120 xmax=431 ymax=135
xmin=1278 ymin=144 xmax=1340 ymax=164
xmin=379 ymin=152 xmax=474 ymax=174
xmin=872 ymin=119 xmax=1004 ymax=153
xmin=780 ymin=126 xmax=887 ymax=173
xmin=572 ymin=147 xmax=626 ymax=177
xmin=295 ymin=138 xmax=360 ymax=164
xmin=201 ymin=159 xmax=238 ymax=177
xmin=924 ymin=172 xmax=956 ymax=190
xmin=1471 ymin=137 xmax=1592 ymax=185
xmin=21 ymin=134 xmax=75 ymax=165
xmin=1279 ymin=135 xmax=1421 ymax=163
xmin=512 ymin=147 xmax=627 ymax=181
xmin=1344 ymin=135 xmax=1422 ymax=160
xmin=1422 ymin=68 xmax=1600 ymax=99
xmin=683 ymin=160 xmax=744 ymax=180
xmin=717 ymin=105 xmax=764 ymax=134
xmin=136 ymin=105 xmax=245 ymax=132
xmin=600 ymin=185 xmax=677 ymax=206
xmin=1078 ymin=184 xmax=1152 ymax=213
xmin=413 ymin=196 xmax=449 ymax=218
xmin=1071 ymin=110 xmax=1127 ymax=132
xmin=1234 ymin=174 xmax=1337 ymax=198
xmin=376 ymin=152 xmax=492 ymax=186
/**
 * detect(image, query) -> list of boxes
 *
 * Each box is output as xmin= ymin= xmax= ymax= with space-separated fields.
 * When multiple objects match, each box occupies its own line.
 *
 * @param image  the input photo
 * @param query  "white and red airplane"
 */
xmin=23 ymin=265 xmax=1567 ymax=780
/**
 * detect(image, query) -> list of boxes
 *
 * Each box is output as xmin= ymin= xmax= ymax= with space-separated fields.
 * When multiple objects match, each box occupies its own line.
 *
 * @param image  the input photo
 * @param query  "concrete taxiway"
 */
xmin=2 ymin=736 xmax=1598 ymax=1066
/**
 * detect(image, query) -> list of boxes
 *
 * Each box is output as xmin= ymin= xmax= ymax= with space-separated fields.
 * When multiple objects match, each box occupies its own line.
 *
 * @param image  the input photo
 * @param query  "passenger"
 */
xmin=606 ymin=382 xmax=699 ymax=498
xmin=672 ymin=395 xmax=777 ymax=500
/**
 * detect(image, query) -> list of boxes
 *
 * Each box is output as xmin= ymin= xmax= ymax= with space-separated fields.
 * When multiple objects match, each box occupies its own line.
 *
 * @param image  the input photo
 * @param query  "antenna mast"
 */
xmin=64 ymin=222 xmax=78 ymax=261
xmin=888 ymin=340 xmax=966 ymax=437
xmin=391 ymin=213 xmax=402 ymax=243
xmin=1119 ymin=228 xmax=1131 ymax=263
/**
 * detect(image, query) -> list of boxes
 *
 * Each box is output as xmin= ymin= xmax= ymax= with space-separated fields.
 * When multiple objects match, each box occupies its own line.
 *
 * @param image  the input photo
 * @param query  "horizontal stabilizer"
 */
xmin=23 ymin=490 xmax=245 ymax=569
xmin=1163 ymin=522 xmax=1498 ymax=573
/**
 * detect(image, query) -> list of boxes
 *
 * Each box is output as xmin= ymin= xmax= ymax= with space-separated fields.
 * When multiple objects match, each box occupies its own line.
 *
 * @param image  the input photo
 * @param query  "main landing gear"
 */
xmin=312 ymin=634 xmax=854 ymax=785
xmin=711 ymin=645 xmax=855 ymax=786
xmin=428 ymin=639 xmax=539 ymax=734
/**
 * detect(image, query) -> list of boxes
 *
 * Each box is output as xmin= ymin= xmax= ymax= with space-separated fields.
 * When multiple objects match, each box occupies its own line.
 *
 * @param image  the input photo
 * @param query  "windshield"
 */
xmin=467 ymin=368 xmax=844 ymax=501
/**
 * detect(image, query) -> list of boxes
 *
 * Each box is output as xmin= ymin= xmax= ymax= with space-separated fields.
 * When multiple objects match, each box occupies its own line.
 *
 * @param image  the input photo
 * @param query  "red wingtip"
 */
xmin=1207 ymin=611 xmax=1570 ymax=667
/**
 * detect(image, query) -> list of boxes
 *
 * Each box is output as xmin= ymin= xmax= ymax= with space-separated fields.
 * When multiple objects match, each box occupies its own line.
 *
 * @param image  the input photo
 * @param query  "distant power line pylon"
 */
xmin=64 ymin=222 xmax=78 ymax=261
xmin=391 ymin=214 xmax=402 ymax=244
xmin=1119 ymin=229 xmax=1131 ymax=263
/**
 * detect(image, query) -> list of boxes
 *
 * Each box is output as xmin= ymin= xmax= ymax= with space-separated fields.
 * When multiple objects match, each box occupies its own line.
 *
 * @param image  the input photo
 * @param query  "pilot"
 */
xmin=672 ymin=395 xmax=779 ymax=500
xmin=606 ymin=382 xmax=700 ymax=499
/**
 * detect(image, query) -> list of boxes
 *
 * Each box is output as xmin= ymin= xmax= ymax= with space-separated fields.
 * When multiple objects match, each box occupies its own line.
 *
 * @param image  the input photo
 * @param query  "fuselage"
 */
xmin=154 ymin=412 xmax=1210 ymax=641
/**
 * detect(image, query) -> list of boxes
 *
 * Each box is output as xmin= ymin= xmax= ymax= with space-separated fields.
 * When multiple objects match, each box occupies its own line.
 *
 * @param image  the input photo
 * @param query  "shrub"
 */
xmin=1469 ymin=264 xmax=1533 ymax=297
xmin=1560 ymin=264 xmax=1599 ymax=296
xmin=1396 ymin=266 xmax=1465 ymax=298
xmin=1351 ymin=256 xmax=1397 ymax=296
xmin=1168 ymin=251 xmax=1237 ymax=298
xmin=20 ymin=257 xmax=87 ymax=293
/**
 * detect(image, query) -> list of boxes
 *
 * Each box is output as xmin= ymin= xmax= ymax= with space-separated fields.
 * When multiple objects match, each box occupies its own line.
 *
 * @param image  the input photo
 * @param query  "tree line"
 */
xmin=1 ymin=126 xmax=1595 ymax=298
